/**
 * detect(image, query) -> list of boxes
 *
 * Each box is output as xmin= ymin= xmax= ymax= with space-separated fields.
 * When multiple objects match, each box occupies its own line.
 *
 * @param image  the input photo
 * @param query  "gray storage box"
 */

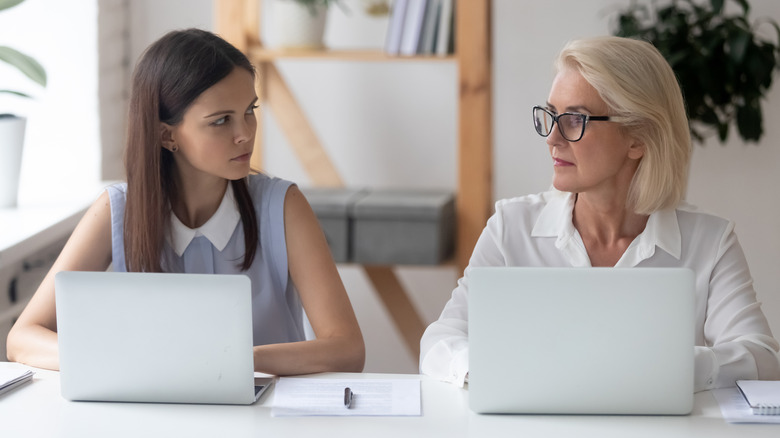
xmin=351 ymin=190 xmax=455 ymax=265
xmin=301 ymin=187 xmax=367 ymax=263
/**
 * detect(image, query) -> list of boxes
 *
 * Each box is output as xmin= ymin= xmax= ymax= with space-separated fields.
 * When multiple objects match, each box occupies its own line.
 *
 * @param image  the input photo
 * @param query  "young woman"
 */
xmin=420 ymin=36 xmax=780 ymax=392
xmin=6 ymin=28 xmax=365 ymax=374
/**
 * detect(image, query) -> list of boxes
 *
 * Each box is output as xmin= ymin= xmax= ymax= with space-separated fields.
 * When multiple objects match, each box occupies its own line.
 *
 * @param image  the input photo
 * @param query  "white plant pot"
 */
xmin=272 ymin=1 xmax=328 ymax=50
xmin=0 ymin=115 xmax=26 ymax=208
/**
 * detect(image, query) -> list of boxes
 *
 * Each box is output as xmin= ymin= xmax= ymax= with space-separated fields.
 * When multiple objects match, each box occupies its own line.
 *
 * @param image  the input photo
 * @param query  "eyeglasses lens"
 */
xmin=559 ymin=114 xmax=584 ymax=141
xmin=533 ymin=108 xmax=554 ymax=137
xmin=533 ymin=107 xmax=587 ymax=142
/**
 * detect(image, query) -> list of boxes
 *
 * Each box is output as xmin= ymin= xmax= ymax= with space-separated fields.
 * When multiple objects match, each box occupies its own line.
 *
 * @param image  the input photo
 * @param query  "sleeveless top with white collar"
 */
xmin=107 ymin=173 xmax=306 ymax=346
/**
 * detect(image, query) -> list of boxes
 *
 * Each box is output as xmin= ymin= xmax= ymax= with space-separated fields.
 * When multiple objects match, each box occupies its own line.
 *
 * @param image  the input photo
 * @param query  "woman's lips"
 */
xmin=231 ymin=153 xmax=251 ymax=162
xmin=553 ymin=157 xmax=574 ymax=166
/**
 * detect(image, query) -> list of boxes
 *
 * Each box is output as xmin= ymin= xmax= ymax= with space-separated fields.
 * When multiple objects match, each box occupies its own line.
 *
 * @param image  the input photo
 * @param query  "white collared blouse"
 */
xmin=419 ymin=190 xmax=780 ymax=391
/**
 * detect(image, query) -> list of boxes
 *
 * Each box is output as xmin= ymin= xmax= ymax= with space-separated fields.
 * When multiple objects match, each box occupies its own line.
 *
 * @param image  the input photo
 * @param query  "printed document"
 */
xmin=271 ymin=378 xmax=421 ymax=417
xmin=712 ymin=387 xmax=780 ymax=423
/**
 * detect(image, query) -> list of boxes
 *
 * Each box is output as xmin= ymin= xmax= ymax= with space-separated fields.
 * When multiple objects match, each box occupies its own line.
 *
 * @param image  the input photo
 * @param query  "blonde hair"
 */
xmin=555 ymin=36 xmax=691 ymax=214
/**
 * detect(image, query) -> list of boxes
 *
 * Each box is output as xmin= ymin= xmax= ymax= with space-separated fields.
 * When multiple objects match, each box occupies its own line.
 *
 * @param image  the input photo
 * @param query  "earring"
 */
xmin=171 ymin=145 xmax=178 ymax=152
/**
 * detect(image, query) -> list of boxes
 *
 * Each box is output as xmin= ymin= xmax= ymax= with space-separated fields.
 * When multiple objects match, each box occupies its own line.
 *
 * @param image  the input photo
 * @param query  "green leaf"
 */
xmin=698 ymin=106 xmax=720 ymax=125
xmin=0 ymin=0 xmax=25 ymax=12
xmin=665 ymin=50 xmax=689 ymax=67
xmin=732 ymin=0 xmax=750 ymax=16
xmin=616 ymin=14 xmax=642 ymax=37
xmin=717 ymin=121 xmax=729 ymax=142
xmin=765 ymin=20 xmax=780 ymax=49
xmin=690 ymin=128 xmax=705 ymax=144
xmin=727 ymin=29 xmax=750 ymax=64
xmin=709 ymin=0 xmax=724 ymax=15
xmin=0 ymin=89 xmax=30 ymax=98
xmin=745 ymin=44 xmax=777 ymax=89
xmin=0 ymin=45 xmax=46 ymax=87
xmin=609 ymin=0 xmax=779 ymax=144
xmin=736 ymin=101 xmax=763 ymax=142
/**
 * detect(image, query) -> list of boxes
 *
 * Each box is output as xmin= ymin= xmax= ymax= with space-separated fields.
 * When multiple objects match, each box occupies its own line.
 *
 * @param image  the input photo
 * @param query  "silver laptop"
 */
xmin=468 ymin=267 xmax=695 ymax=415
xmin=55 ymin=271 xmax=271 ymax=404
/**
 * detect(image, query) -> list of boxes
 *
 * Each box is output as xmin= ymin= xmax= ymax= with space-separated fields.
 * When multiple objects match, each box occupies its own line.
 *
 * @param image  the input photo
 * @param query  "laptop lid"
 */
xmin=55 ymin=271 xmax=265 ymax=405
xmin=468 ymin=267 xmax=695 ymax=415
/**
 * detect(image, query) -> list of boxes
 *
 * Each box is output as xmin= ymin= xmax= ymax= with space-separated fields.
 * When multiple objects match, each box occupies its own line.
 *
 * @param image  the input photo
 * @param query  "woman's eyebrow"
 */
xmin=565 ymin=105 xmax=594 ymax=113
xmin=203 ymin=97 xmax=258 ymax=118
xmin=203 ymin=110 xmax=234 ymax=118
xmin=546 ymin=102 xmax=595 ymax=114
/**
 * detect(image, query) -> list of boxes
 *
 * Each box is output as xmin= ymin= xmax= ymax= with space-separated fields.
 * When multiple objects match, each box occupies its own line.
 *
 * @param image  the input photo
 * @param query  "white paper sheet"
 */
xmin=271 ymin=378 xmax=421 ymax=417
xmin=712 ymin=387 xmax=780 ymax=424
xmin=0 ymin=368 xmax=34 ymax=396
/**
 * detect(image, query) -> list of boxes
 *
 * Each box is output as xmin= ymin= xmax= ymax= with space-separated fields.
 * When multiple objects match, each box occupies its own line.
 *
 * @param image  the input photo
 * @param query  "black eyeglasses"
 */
xmin=532 ymin=105 xmax=614 ymax=142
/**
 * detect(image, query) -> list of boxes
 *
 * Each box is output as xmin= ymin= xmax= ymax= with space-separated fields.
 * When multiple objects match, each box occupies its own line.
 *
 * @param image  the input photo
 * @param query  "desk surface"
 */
xmin=0 ymin=362 xmax=776 ymax=438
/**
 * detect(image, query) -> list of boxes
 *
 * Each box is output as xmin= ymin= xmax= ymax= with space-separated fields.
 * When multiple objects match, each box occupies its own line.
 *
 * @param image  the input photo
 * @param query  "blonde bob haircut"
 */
xmin=555 ymin=36 xmax=691 ymax=215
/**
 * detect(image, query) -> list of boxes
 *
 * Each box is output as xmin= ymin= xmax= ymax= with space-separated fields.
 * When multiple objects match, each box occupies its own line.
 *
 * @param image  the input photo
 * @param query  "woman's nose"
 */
xmin=546 ymin=122 xmax=567 ymax=148
xmin=234 ymin=118 xmax=254 ymax=144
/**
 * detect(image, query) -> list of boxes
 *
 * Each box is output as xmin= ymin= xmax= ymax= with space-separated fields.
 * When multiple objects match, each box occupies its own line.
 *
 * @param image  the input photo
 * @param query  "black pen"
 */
xmin=344 ymin=387 xmax=354 ymax=409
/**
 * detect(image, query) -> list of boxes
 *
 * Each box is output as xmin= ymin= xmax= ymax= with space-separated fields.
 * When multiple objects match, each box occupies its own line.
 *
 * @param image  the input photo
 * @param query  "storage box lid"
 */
xmin=300 ymin=187 xmax=367 ymax=217
xmin=351 ymin=190 xmax=454 ymax=220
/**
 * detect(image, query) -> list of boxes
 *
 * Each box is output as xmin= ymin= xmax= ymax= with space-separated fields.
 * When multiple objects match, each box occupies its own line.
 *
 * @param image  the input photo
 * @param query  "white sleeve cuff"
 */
xmin=420 ymin=341 xmax=470 ymax=387
xmin=451 ymin=348 xmax=469 ymax=387
xmin=694 ymin=346 xmax=718 ymax=392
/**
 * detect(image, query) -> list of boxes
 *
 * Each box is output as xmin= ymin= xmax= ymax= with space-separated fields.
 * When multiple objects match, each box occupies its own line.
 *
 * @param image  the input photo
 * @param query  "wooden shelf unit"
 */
xmin=248 ymin=47 xmax=457 ymax=62
xmin=214 ymin=0 xmax=492 ymax=361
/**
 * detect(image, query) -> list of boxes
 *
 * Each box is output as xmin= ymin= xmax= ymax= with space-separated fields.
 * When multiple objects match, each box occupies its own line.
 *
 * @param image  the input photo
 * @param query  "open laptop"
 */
xmin=55 ymin=271 xmax=271 ymax=404
xmin=468 ymin=267 xmax=695 ymax=415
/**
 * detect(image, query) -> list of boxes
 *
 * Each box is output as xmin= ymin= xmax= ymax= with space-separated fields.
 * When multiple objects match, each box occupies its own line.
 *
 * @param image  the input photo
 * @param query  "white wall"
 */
xmin=125 ymin=0 xmax=780 ymax=373
xmin=97 ymin=0 xmax=131 ymax=180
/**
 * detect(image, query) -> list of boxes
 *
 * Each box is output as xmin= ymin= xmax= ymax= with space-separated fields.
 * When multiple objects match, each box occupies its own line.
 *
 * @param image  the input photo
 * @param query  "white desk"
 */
xmin=0 ymin=362 xmax=776 ymax=438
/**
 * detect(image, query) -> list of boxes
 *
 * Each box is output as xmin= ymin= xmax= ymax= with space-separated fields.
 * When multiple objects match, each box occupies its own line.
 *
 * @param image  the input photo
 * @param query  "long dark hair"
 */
xmin=124 ymin=28 xmax=258 ymax=272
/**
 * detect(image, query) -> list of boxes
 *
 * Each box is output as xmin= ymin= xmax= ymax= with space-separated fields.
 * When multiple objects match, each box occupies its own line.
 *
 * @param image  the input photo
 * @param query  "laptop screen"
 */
xmin=468 ymin=267 xmax=695 ymax=415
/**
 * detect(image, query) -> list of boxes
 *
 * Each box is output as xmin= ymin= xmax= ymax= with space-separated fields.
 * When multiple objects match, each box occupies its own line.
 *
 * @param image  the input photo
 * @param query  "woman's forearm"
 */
xmin=252 ymin=335 xmax=365 ymax=376
xmin=6 ymin=323 xmax=60 ymax=371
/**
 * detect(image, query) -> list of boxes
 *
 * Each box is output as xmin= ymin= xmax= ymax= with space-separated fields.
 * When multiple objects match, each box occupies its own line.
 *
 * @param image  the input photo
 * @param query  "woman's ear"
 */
xmin=160 ymin=123 xmax=176 ymax=152
xmin=628 ymin=139 xmax=645 ymax=160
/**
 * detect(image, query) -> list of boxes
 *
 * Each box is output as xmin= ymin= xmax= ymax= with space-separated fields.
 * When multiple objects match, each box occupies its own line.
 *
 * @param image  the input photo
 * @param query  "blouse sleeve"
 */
xmin=696 ymin=221 xmax=780 ymax=392
xmin=419 ymin=206 xmax=508 ymax=386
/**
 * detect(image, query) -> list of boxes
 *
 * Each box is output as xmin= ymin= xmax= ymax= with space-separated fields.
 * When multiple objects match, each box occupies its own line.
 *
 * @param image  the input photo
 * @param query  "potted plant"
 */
xmin=611 ymin=0 xmax=780 ymax=144
xmin=0 ymin=0 xmax=46 ymax=208
xmin=272 ymin=0 xmax=347 ymax=50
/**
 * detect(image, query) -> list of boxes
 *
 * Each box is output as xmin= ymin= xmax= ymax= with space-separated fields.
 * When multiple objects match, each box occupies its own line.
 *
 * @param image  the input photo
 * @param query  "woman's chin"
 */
xmin=551 ymin=179 xmax=575 ymax=193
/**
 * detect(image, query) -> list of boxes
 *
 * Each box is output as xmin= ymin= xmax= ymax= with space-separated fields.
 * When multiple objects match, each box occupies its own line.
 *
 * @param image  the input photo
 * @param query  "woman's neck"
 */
xmin=572 ymin=192 xmax=649 ymax=267
xmin=170 ymin=174 xmax=229 ymax=229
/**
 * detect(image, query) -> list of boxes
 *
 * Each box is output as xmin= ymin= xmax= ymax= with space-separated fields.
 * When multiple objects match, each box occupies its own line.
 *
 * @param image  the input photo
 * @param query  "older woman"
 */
xmin=419 ymin=36 xmax=780 ymax=392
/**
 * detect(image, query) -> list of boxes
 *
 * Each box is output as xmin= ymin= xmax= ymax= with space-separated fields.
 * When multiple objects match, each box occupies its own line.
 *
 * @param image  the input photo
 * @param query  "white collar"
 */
xmin=531 ymin=191 xmax=682 ymax=261
xmin=168 ymin=184 xmax=241 ymax=256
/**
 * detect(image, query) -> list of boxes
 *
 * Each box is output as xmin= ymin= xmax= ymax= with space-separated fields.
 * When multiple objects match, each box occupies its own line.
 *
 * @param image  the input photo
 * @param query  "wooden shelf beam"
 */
xmin=249 ymin=47 xmax=456 ymax=63
xmin=456 ymin=0 xmax=493 ymax=271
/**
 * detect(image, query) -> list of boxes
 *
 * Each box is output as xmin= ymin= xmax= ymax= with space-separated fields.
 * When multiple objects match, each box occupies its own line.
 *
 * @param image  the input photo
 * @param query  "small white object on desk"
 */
xmin=0 ymin=367 xmax=34 ymax=397
xmin=713 ymin=386 xmax=780 ymax=423
xmin=272 ymin=378 xmax=421 ymax=417
xmin=736 ymin=380 xmax=780 ymax=415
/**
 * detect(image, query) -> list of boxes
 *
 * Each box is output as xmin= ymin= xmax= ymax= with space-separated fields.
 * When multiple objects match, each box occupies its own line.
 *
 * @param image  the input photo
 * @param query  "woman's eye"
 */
xmin=212 ymin=116 xmax=228 ymax=126
xmin=565 ymin=115 xmax=584 ymax=128
xmin=246 ymin=105 xmax=259 ymax=115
